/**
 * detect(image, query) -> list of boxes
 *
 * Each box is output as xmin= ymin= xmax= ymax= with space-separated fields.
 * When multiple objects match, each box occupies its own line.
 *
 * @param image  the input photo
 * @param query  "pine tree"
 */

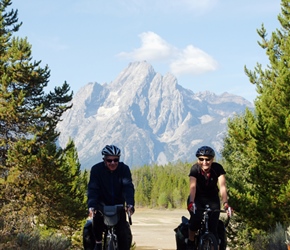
xmin=0 ymin=0 xmax=87 ymax=237
xmin=222 ymin=0 xmax=290 ymax=234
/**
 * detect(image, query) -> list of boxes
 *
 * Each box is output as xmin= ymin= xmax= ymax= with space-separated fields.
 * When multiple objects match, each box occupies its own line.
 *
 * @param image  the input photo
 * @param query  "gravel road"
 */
xmin=131 ymin=208 xmax=188 ymax=250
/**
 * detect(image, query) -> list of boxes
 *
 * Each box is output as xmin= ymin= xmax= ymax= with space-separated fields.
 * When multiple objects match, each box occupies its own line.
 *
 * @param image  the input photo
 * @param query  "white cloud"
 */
xmin=170 ymin=45 xmax=218 ymax=76
xmin=117 ymin=32 xmax=175 ymax=61
xmin=117 ymin=32 xmax=218 ymax=76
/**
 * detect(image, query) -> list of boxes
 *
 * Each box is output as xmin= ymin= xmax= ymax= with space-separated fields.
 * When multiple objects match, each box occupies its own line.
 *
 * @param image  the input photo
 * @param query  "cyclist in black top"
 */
xmin=88 ymin=145 xmax=135 ymax=250
xmin=186 ymin=146 xmax=232 ymax=250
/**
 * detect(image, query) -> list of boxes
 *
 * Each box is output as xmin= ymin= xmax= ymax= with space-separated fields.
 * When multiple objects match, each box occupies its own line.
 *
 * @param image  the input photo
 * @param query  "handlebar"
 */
xmin=199 ymin=205 xmax=231 ymax=228
xmin=203 ymin=205 xmax=232 ymax=216
xmin=91 ymin=204 xmax=133 ymax=225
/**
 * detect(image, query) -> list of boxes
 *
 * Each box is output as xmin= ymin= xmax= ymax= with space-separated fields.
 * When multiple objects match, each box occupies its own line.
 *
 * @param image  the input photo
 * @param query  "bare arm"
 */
xmin=189 ymin=176 xmax=197 ymax=203
xmin=218 ymin=174 xmax=228 ymax=205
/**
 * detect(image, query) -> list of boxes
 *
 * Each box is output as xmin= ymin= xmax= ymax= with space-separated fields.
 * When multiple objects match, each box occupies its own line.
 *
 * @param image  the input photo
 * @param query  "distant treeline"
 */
xmin=132 ymin=161 xmax=192 ymax=208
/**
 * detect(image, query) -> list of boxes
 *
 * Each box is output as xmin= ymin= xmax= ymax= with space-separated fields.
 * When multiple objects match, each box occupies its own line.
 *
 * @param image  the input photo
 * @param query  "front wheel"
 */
xmin=198 ymin=233 xmax=218 ymax=250
xmin=105 ymin=235 xmax=118 ymax=250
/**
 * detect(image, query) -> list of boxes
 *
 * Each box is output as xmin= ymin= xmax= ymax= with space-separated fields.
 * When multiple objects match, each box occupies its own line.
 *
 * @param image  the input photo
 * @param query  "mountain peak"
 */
xmin=110 ymin=61 xmax=156 ymax=88
xmin=57 ymin=61 xmax=252 ymax=169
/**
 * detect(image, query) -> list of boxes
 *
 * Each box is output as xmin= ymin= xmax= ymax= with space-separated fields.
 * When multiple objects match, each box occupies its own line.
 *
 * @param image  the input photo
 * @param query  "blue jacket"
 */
xmin=87 ymin=161 xmax=135 ymax=208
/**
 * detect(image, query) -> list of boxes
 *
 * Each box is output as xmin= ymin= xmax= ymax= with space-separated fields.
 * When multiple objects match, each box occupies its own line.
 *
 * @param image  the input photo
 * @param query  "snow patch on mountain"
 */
xmin=199 ymin=115 xmax=214 ymax=124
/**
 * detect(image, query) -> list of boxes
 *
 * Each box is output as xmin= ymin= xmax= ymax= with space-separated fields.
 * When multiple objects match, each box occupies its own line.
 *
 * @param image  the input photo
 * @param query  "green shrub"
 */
xmin=250 ymin=223 xmax=288 ymax=250
xmin=16 ymin=230 xmax=72 ymax=250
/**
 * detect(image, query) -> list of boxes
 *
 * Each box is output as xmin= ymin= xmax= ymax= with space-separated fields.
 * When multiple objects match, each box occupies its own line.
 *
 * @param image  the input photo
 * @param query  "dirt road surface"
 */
xmin=131 ymin=208 xmax=188 ymax=250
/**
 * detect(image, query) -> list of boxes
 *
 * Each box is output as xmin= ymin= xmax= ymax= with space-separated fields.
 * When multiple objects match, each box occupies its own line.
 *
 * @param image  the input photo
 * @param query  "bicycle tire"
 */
xmin=198 ymin=233 xmax=218 ymax=250
xmin=104 ymin=238 xmax=112 ymax=250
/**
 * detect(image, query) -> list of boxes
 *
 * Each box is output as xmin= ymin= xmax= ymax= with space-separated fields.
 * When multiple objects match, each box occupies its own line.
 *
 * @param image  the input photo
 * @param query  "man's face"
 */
xmin=104 ymin=156 xmax=119 ymax=171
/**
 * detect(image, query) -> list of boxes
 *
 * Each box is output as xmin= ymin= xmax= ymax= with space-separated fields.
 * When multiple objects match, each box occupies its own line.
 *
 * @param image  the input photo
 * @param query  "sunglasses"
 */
xmin=198 ymin=158 xmax=212 ymax=162
xmin=106 ymin=158 xmax=119 ymax=163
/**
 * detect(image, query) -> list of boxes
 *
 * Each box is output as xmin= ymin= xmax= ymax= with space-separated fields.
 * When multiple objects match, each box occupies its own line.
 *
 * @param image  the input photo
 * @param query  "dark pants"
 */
xmin=188 ymin=195 xmax=220 ymax=243
xmin=93 ymin=209 xmax=132 ymax=250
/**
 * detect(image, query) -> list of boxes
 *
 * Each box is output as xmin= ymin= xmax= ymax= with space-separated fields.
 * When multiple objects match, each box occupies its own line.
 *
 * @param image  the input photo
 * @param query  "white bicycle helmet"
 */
xmin=101 ymin=145 xmax=121 ymax=156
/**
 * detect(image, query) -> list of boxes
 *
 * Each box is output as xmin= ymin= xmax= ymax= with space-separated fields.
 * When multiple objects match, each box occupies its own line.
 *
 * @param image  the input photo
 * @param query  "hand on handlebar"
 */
xmin=126 ymin=204 xmax=135 ymax=216
xmin=187 ymin=202 xmax=196 ymax=214
xmin=88 ymin=207 xmax=96 ymax=218
xmin=223 ymin=203 xmax=233 ymax=217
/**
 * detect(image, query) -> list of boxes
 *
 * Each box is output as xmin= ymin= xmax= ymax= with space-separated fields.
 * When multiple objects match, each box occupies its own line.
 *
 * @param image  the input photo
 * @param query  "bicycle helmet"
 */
xmin=101 ymin=145 xmax=121 ymax=156
xmin=196 ymin=146 xmax=215 ymax=158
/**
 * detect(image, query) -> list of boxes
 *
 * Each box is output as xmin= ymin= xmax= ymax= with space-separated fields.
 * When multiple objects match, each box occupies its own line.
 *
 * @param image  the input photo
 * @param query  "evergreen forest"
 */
xmin=0 ymin=0 xmax=290 ymax=249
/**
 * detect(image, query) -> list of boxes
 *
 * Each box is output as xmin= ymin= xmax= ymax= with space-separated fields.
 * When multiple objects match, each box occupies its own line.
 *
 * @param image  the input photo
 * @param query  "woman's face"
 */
xmin=198 ymin=156 xmax=213 ymax=171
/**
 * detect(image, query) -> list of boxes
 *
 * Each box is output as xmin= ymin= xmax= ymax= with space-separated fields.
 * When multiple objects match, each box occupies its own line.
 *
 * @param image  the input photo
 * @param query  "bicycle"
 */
xmin=102 ymin=204 xmax=132 ymax=250
xmin=174 ymin=204 xmax=230 ymax=250
xmin=195 ymin=205 xmax=230 ymax=250
xmin=83 ymin=204 xmax=132 ymax=250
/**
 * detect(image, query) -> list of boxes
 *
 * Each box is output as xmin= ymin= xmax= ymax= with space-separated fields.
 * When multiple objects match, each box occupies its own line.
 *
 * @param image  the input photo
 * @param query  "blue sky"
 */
xmin=13 ymin=0 xmax=281 ymax=103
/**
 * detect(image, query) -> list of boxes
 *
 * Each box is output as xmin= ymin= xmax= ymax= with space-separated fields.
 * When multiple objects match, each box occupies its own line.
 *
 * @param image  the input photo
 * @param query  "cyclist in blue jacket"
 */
xmin=88 ymin=145 xmax=135 ymax=250
xmin=186 ymin=146 xmax=232 ymax=250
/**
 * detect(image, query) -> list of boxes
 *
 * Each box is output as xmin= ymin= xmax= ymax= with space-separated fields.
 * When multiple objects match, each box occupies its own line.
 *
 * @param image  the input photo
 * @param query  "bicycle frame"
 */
xmin=195 ymin=205 xmax=230 ymax=250
xmin=199 ymin=205 xmax=213 ymax=235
